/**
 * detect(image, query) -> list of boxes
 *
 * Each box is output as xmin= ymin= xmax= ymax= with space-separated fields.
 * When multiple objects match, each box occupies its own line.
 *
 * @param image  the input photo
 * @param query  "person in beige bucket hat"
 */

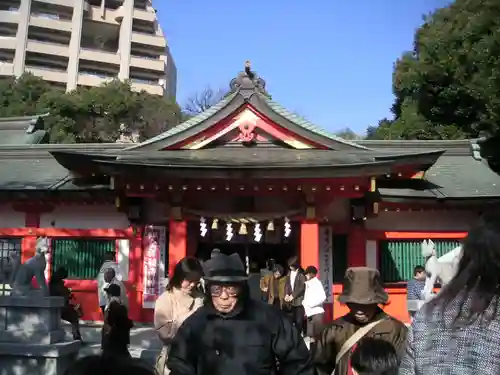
xmin=313 ymin=267 xmax=407 ymax=375
xmin=338 ymin=267 xmax=389 ymax=308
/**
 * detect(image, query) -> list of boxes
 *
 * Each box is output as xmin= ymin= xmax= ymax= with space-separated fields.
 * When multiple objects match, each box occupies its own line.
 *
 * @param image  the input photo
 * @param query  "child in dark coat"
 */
xmin=49 ymin=267 xmax=83 ymax=342
xmin=101 ymin=283 xmax=133 ymax=359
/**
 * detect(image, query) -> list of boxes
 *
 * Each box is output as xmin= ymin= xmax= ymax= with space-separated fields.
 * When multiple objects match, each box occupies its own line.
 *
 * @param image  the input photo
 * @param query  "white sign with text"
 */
xmin=319 ymin=226 xmax=333 ymax=303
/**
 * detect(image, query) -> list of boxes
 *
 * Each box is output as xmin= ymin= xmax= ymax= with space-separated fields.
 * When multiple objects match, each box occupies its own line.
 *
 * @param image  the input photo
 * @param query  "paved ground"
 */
xmin=66 ymin=323 xmax=162 ymax=365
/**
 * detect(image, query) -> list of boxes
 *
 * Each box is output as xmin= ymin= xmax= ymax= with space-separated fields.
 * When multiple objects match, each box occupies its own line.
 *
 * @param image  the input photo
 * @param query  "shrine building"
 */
xmin=0 ymin=63 xmax=499 ymax=323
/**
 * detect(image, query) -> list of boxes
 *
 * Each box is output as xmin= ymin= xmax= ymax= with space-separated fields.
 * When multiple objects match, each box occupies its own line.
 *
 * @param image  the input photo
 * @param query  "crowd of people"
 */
xmin=62 ymin=211 xmax=500 ymax=375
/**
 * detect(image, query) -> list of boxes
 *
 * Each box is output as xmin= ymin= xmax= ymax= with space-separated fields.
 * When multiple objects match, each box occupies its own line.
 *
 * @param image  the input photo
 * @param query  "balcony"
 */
xmin=0 ymin=37 xmax=16 ymax=51
xmin=87 ymin=5 xmax=120 ymax=26
xmin=25 ymin=65 xmax=68 ymax=84
xmin=0 ymin=62 xmax=14 ymax=77
xmin=131 ymin=31 xmax=165 ymax=49
xmin=133 ymin=8 xmax=156 ymax=23
xmin=0 ymin=10 xmax=20 ymax=25
xmin=80 ymin=48 xmax=120 ymax=66
xmin=30 ymin=14 xmax=72 ymax=32
xmin=33 ymin=0 xmax=90 ymax=11
xmin=26 ymin=40 xmax=69 ymax=58
xmin=130 ymin=80 xmax=163 ymax=96
xmin=130 ymin=56 xmax=164 ymax=73
xmin=77 ymin=72 xmax=116 ymax=88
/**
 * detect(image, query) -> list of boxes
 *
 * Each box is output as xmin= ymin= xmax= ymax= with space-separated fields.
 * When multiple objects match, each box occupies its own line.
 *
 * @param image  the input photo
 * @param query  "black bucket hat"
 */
xmin=203 ymin=253 xmax=249 ymax=283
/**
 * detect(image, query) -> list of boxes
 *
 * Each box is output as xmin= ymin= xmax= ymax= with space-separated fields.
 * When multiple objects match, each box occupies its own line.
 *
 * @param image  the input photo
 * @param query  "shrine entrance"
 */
xmin=195 ymin=219 xmax=299 ymax=267
xmin=196 ymin=242 xmax=297 ymax=300
xmin=195 ymin=219 xmax=299 ymax=299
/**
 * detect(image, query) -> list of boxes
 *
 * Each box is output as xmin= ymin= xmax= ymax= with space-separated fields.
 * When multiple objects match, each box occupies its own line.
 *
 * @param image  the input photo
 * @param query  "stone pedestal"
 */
xmin=0 ymin=296 xmax=81 ymax=375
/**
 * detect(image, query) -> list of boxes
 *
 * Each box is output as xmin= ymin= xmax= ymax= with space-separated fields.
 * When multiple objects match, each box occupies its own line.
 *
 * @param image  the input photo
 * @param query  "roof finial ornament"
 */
xmin=229 ymin=60 xmax=269 ymax=98
xmin=244 ymin=60 xmax=254 ymax=80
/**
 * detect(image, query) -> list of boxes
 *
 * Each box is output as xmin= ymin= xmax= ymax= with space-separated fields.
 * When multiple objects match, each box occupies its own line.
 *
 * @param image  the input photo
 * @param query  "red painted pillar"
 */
xmin=128 ymin=226 xmax=143 ymax=322
xmin=300 ymin=222 xmax=334 ymax=322
xmin=348 ymin=223 xmax=366 ymax=267
xmin=300 ymin=221 xmax=319 ymax=270
xmin=168 ymin=220 xmax=187 ymax=277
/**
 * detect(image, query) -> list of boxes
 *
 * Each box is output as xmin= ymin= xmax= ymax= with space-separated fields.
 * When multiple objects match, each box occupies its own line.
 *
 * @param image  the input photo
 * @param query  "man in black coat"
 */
xmin=167 ymin=252 xmax=314 ymax=375
xmin=284 ymin=256 xmax=306 ymax=335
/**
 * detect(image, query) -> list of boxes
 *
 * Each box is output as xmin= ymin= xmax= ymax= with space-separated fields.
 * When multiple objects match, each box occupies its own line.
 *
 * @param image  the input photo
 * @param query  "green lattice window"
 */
xmin=379 ymin=240 xmax=461 ymax=282
xmin=333 ymin=235 xmax=348 ymax=283
xmin=51 ymin=239 xmax=115 ymax=280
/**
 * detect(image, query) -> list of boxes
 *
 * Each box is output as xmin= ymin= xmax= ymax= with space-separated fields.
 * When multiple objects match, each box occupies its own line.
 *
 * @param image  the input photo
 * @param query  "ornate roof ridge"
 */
xmin=126 ymin=61 xmax=371 ymax=151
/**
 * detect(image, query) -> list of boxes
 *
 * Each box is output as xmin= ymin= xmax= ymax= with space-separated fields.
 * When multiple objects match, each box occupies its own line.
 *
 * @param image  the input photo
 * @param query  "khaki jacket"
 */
xmin=314 ymin=310 xmax=408 ymax=375
xmin=267 ymin=276 xmax=288 ymax=308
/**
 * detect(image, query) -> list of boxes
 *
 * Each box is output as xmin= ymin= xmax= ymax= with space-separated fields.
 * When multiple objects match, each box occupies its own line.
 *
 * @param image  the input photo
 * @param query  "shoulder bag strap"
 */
xmin=333 ymin=319 xmax=385 ymax=371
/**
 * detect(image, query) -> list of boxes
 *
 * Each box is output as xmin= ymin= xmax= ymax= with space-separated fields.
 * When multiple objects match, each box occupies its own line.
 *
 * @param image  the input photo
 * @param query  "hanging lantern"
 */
xmin=284 ymin=217 xmax=291 ymax=238
xmin=254 ymin=223 xmax=262 ymax=242
xmin=211 ymin=218 xmax=219 ymax=230
xmin=267 ymin=220 xmax=274 ymax=231
xmin=239 ymin=222 xmax=247 ymax=235
xmin=226 ymin=222 xmax=233 ymax=241
xmin=200 ymin=217 xmax=208 ymax=237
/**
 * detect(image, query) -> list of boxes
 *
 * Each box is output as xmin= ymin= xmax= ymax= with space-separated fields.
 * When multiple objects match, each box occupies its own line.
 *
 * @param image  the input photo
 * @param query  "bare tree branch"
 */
xmin=183 ymin=86 xmax=227 ymax=116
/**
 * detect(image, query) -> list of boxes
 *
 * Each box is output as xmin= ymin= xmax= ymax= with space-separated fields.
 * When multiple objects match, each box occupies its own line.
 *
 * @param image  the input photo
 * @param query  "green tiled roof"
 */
xmin=0 ymin=157 xmax=68 ymax=190
xmin=0 ymin=144 xmax=125 ymax=190
xmin=358 ymin=140 xmax=500 ymax=199
xmin=426 ymin=155 xmax=500 ymax=198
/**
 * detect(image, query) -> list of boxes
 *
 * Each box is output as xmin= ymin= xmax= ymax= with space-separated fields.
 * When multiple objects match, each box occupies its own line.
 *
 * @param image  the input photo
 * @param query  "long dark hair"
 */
xmin=428 ymin=212 xmax=500 ymax=326
xmin=166 ymin=257 xmax=203 ymax=292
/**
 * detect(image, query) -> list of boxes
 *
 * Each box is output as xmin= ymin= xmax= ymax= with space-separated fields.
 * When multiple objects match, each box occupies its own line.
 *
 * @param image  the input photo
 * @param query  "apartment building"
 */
xmin=0 ymin=0 xmax=177 ymax=98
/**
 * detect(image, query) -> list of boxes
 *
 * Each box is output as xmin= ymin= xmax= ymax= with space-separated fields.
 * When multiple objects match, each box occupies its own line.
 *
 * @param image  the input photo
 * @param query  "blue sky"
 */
xmin=157 ymin=0 xmax=451 ymax=135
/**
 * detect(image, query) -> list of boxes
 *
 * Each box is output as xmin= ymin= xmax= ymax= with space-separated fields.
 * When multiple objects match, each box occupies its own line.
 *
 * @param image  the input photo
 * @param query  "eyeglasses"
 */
xmin=209 ymin=285 xmax=240 ymax=297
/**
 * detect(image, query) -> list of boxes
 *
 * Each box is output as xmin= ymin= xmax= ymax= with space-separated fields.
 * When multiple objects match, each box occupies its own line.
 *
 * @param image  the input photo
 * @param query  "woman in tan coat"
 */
xmin=154 ymin=257 xmax=204 ymax=375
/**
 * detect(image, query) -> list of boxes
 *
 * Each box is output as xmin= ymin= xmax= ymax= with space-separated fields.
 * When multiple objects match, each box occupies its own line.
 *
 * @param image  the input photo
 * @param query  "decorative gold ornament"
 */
xmin=239 ymin=223 xmax=248 ymax=235
xmin=267 ymin=221 xmax=274 ymax=231
xmin=211 ymin=218 xmax=219 ymax=230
